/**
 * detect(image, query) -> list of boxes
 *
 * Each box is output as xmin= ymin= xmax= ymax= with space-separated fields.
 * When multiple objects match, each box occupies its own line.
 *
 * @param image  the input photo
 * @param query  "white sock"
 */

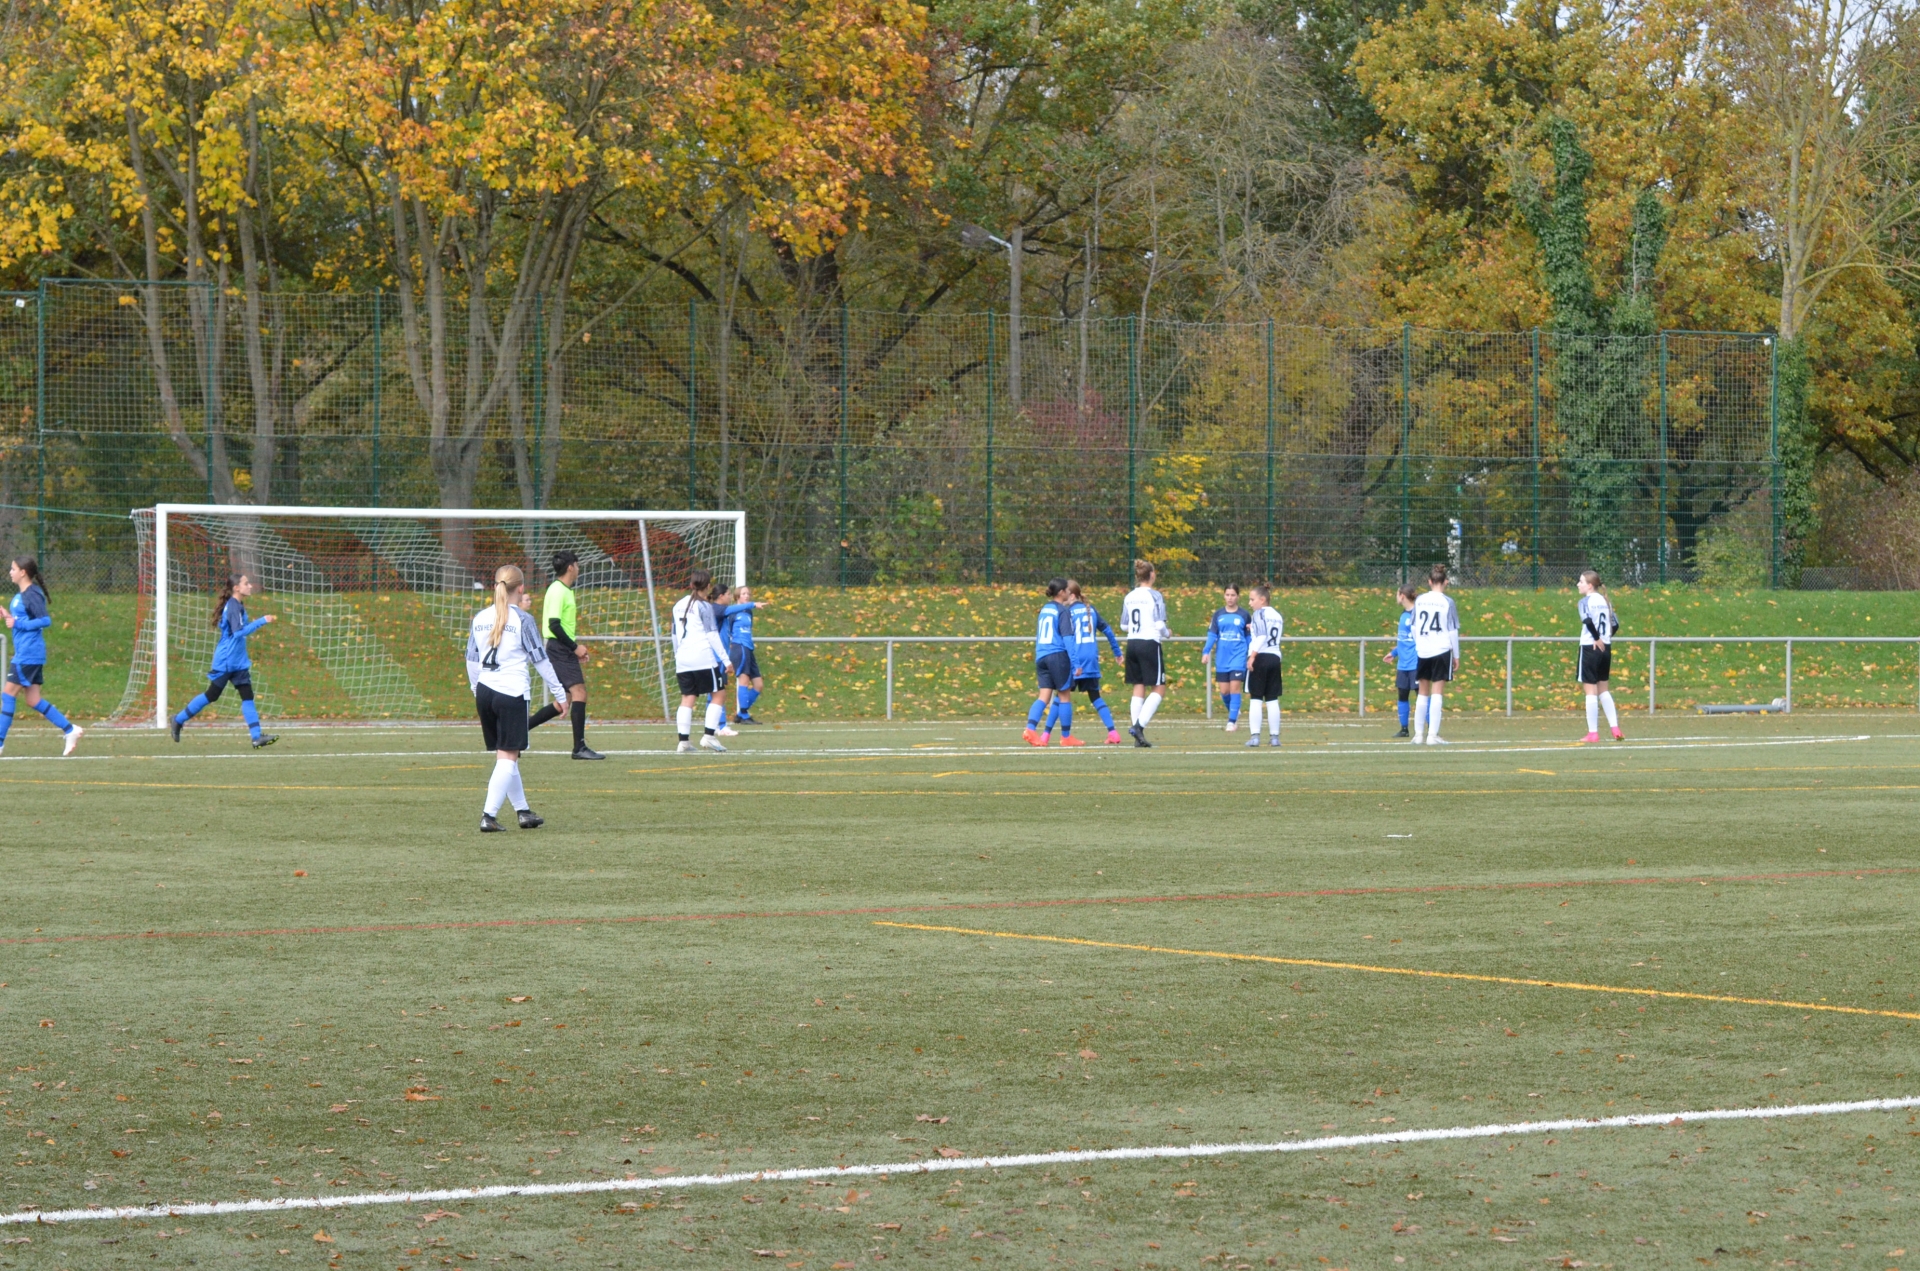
xmin=485 ymin=757 xmax=514 ymax=816
xmin=1412 ymin=695 xmax=1428 ymax=738
xmin=1247 ymin=700 xmax=1263 ymax=735
xmin=1129 ymin=696 xmax=1142 ymax=726
xmin=1269 ymin=705 xmax=1280 ymax=738
xmin=676 ymin=705 xmax=693 ymax=739
xmin=1586 ymin=694 xmax=1600 ymax=733
xmin=1140 ymin=692 xmax=1163 ymax=726
xmin=704 ymin=702 xmax=725 ymax=733
xmin=1599 ymin=691 xmax=1618 ymax=728
xmin=504 ymin=761 xmax=529 ymax=812
xmin=1426 ymin=693 xmax=1444 ymax=741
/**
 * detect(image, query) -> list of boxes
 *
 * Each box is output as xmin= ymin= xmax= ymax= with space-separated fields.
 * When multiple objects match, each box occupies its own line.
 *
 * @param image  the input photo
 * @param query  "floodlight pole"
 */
xmin=964 ymin=226 xmax=1021 ymax=413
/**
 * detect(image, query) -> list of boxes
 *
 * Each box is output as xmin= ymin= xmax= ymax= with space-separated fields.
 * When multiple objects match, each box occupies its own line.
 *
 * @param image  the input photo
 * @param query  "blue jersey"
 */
xmin=1202 ymin=608 xmax=1250 ymax=673
xmin=720 ymin=602 xmax=756 ymax=649
xmin=8 ymin=584 xmax=50 ymax=666
xmin=1033 ymin=600 xmax=1068 ymax=660
xmin=1394 ymin=610 xmax=1418 ymax=670
xmin=1065 ymin=601 xmax=1121 ymax=678
xmin=210 ymin=597 xmax=271 ymax=674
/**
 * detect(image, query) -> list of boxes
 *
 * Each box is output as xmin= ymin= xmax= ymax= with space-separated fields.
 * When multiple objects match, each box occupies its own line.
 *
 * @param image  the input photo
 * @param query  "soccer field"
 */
xmin=2 ymin=714 xmax=1916 ymax=1268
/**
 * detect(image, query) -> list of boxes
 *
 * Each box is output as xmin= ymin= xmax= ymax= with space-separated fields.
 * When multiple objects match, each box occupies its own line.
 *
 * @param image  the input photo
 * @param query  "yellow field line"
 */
xmin=875 ymin=921 xmax=1920 ymax=1022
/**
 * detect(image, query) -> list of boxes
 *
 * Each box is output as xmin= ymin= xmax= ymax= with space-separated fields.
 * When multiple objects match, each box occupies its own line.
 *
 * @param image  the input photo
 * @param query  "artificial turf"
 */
xmin=0 ymin=713 xmax=1915 ymax=1269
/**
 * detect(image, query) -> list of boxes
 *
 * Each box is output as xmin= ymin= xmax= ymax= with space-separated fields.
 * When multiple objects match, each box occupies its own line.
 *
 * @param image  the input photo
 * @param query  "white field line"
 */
xmin=0 ymin=735 xmax=1880 ymax=765
xmin=5 ymin=1095 xmax=1915 ymax=1226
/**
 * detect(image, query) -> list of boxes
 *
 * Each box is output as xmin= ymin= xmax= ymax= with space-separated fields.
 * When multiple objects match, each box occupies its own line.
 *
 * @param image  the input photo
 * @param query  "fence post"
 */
xmin=984 ymin=310 xmax=995 ymax=584
xmin=1506 ymin=638 xmax=1513 ymax=717
xmin=34 ymin=282 xmax=46 ymax=559
xmin=531 ymin=291 xmax=545 ymax=510
xmin=1784 ymin=638 xmax=1792 ymax=713
xmin=1265 ymin=317 xmax=1275 ymax=583
xmin=1657 ymin=331 xmax=1668 ymax=583
xmin=370 ymin=291 xmax=383 ymax=507
xmin=886 ymin=639 xmax=894 ymax=720
xmin=1400 ymin=321 xmax=1412 ymax=585
xmin=838 ymin=304 xmax=850 ymax=587
xmin=686 ymin=298 xmax=698 ymax=509
xmin=1769 ymin=336 xmax=1782 ymax=588
xmin=1126 ymin=315 xmax=1139 ymax=567
xmin=1358 ymin=638 xmax=1366 ymax=716
xmin=1530 ymin=326 xmax=1541 ymax=589
xmin=1648 ymin=638 xmax=1657 ymax=714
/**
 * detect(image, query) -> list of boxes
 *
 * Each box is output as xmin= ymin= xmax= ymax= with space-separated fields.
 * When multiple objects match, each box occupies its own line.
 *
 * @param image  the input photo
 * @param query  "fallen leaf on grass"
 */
xmin=1 ymin=1237 xmax=28 ymax=1246
xmin=417 ymin=1210 xmax=459 ymax=1227
xmin=328 ymin=1104 xmax=352 ymax=1113
xmin=508 ymin=996 xmax=531 ymax=1004
xmin=1078 ymin=1049 xmax=1098 ymax=1060
xmin=404 ymin=1087 xmax=440 ymax=1102
xmin=914 ymin=1114 xmax=949 ymax=1124
xmin=873 ymin=1222 xmax=901 ymax=1231
xmin=937 ymin=1147 xmax=965 ymax=1158
xmin=312 ymin=1231 xmax=334 ymax=1244
xmin=111 ymin=1150 xmax=129 ymax=1159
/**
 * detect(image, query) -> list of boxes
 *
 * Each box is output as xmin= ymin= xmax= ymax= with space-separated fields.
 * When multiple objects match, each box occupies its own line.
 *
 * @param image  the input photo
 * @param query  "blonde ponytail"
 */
xmin=489 ymin=564 xmax=524 ymax=649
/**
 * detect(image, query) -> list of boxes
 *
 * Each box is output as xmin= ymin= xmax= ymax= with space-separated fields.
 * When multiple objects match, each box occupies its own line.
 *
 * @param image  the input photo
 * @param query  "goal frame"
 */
xmin=148 ymin=504 xmax=747 ymax=729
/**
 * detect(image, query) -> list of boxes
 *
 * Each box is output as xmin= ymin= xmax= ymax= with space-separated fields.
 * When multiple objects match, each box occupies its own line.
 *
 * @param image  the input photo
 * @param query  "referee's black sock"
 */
xmin=571 ymin=701 xmax=587 ymax=751
xmin=529 ymin=703 xmax=560 ymax=730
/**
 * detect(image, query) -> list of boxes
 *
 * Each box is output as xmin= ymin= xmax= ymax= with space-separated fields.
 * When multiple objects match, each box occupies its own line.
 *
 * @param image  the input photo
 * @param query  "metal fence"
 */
xmin=1 ymin=282 xmax=1780 ymax=588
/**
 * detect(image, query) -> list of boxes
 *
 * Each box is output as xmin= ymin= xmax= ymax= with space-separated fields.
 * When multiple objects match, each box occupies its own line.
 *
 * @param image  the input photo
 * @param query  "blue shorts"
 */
xmin=1071 ymin=675 xmax=1103 ymax=695
xmin=5 ymin=662 xmax=43 ymax=688
xmin=1396 ymin=668 xmax=1418 ymax=694
xmin=1036 ymin=651 xmax=1074 ymax=691
xmin=1213 ymin=667 xmax=1247 ymax=684
xmin=730 ymin=645 xmax=760 ymax=679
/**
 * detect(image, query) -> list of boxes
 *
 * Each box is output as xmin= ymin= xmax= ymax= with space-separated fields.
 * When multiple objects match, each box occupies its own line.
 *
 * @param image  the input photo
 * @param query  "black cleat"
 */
xmin=571 ymin=746 xmax=605 ymax=761
xmin=251 ymin=733 xmax=278 ymax=749
xmin=1395 ymin=726 xmax=1410 ymax=738
xmin=517 ymin=808 xmax=545 ymax=829
xmin=481 ymin=814 xmax=504 ymax=833
xmin=170 ymin=717 xmax=184 ymax=743
xmin=1130 ymin=724 xmax=1151 ymax=748
xmin=734 ymin=714 xmax=759 ymax=725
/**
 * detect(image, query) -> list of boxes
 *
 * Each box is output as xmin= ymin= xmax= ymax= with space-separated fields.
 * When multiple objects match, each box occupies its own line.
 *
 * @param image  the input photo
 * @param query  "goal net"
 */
xmin=112 ymin=507 xmax=745 ymax=727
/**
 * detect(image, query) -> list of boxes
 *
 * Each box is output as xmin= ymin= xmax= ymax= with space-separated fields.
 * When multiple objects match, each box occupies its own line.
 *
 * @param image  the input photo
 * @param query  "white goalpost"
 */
xmin=115 ymin=505 xmax=746 ymax=728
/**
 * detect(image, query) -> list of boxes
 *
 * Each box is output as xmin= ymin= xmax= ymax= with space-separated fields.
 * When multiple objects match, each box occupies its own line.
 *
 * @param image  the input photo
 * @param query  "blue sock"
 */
xmin=1095 ymin=698 xmax=1116 ymax=731
xmin=1398 ymin=697 xmax=1410 ymax=729
xmin=1055 ymin=700 xmax=1073 ymax=735
xmin=1027 ymin=698 xmax=1046 ymax=729
xmin=737 ymin=687 xmax=758 ymax=717
xmin=1041 ymin=698 xmax=1060 ymax=733
xmin=241 ymin=700 xmax=263 ymax=741
xmin=33 ymin=699 xmax=71 ymax=732
xmin=1225 ymin=692 xmax=1241 ymax=723
xmin=177 ymin=693 xmax=210 ymax=726
xmin=0 ymin=694 xmax=14 ymax=744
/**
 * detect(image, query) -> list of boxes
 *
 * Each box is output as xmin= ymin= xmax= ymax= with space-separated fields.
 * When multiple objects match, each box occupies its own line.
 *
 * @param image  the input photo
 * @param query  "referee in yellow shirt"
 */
xmin=529 ymin=550 xmax=604 ymax=759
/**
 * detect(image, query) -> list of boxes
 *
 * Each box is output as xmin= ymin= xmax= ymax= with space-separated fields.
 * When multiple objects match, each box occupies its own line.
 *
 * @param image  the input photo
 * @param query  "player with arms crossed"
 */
xmin=1577 ymin=570 xmax=1624 ymax=742
xmin=0 ymin=557 xmax=82 ymax=757
xmin=1120 ymin=559 xmax=1171 ymax=747
xmin=1023 ymin=579 xmax=1073 ymax=747
xmin=528 ymin=551 xmax=604 ymax=760
xmin=1411 ymin=564 xmax=1459 ymax=746
xmin=170 ymin=573 xmax=279 ymax=748
xmin=1244 ymin=585 xmax=1284 ymax=747
xmin=467 ymin=564 xmax=567 ymax=832
xmin=672 ymin=569 xmax=734 ymax=753
xmin=1064 ymin=580 xmax=1125 ymax=744
xmin=1379 ymin=584 xmax=1419 ymax=738
xmin=1201 ymin=584 xmax=1250 ymax=732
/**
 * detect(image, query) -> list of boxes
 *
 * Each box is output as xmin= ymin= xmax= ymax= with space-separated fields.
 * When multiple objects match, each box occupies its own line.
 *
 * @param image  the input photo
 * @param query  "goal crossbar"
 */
xmin=145 ymin=505 xmax=746 ymax=729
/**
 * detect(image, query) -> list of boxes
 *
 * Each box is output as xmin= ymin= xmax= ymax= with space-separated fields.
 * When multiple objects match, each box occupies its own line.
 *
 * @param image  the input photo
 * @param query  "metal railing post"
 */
xmin=886 ymin=639 xmax=894 ymax=720
xmin=1784 ymin=638 xmax=1792 ymax=713
xmin=1505 ymin=638 xmax=1513 ymax=717
xmin=1648 ymin=638 xmax=1657 ymax=714
xmin=1357 ymin=638 xmax=1366 ymax=716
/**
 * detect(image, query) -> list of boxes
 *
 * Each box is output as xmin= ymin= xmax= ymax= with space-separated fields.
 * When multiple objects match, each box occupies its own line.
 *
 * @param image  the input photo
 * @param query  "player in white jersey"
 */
xmin=1576 ymin=570 xmax=1624 ymax=742
xmin=1244 ymin=585 xmax=1284 ymax=747
xmin=466 ymin=564 xmax=568 ymax=832
xmin=1410 ymin=563 xmax=1459 ymax=745
xmin=1119 ymin=559 xmax=1172 ymax=747
xmin=671 ymin=568 xmax=735 ymax=752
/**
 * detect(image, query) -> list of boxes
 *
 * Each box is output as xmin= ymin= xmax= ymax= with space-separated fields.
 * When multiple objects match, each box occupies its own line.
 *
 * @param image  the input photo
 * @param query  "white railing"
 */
xmin=581 ymin=633 xmax=1920 ymax=719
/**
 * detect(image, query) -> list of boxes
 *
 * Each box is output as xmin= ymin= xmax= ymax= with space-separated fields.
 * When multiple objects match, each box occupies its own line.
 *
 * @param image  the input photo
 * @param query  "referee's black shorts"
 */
xmin=1123 ymin=639 xmax=1165 ymax=687
xmin=475 ymin=682 xmax=530 ymax=753
xmin=547 ymin=641 xmax=585 ymax=689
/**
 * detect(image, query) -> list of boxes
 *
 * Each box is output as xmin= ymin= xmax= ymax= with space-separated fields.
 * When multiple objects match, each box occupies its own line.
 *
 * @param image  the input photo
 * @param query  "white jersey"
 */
xmin=1119 ymin=586 xmax=1170 ymax=642
xmin=1247 ymin=605 xmax=1283 ymax=659
xmin=467 ymin=604 xmax=565 ymax=702
xmin=1411 ymin=589 xmax=1459 ymax=659
xmin=671 ymin=593 xmax=731 ymax=673
xmin=1578 ymin=593 xmax=1616 ymax=647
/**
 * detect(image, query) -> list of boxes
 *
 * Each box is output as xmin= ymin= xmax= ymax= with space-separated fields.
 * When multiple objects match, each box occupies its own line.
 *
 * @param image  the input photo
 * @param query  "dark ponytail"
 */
xmin=212 ymin=576 xmax=238 ymax=629
xmin=12 ymin=557 xmax=44 ymax=596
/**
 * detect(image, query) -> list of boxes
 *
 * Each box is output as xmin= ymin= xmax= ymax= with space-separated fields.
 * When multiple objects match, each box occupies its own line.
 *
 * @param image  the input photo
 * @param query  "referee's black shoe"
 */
xmin=480 ymin=814 xmax=504 ymax=833
xmin=572 ymin=746 xmax=605 ymax=761
xmin=517 ymin=809 xmax=545 ymax=829
xmin=1129 ymin=724 xmax=1151 ymax=748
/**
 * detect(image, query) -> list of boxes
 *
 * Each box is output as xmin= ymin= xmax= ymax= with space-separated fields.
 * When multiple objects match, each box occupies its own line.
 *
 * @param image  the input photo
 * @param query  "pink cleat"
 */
xmin=1106 ymin=730 xmax=1123 ymax=745
xmin=1582 ymin=731 xmax=1600 ymax=743
xmin=1611 ymin=726 xmax=1626 ymax=740
xmin=1029 ymin=732 xmax=1050 ymax=748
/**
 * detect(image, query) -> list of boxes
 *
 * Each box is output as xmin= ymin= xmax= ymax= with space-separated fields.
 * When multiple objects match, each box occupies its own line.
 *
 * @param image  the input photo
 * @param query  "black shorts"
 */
xmin=476 ymin=682 xmax=530 ymax=753
xmin=5 ymin=662 xmax=43 ymax=688
xmin=677 ymin=666 xmax=726 ymax=698
xmin=1247 ymin=654 xmax=1283 ymax=701
xmin=1578 ymin=646 xmax=1613 ymax=685
xmin=1071 ymin=675 xmax=1103 ymax=696
xmin=1395 ymin=668 xmax=1417 ymax=695
xmin=1213 ymin=667 xmax=1247 ymax=684
xmin=1123 ymin=640 xmax=1165 ymax=687
xmin=204 ymin=669 xmax=254 ymax=702
xmin=1416 ymin=653 xmax=1454 ymax=683
xmin=1036 ymin=651 xmax=1074 ymax=691
xmin=731 ymin=645 xmax=760 ymax=680
xmin=547 ymin=642 xmax=585 ymax=689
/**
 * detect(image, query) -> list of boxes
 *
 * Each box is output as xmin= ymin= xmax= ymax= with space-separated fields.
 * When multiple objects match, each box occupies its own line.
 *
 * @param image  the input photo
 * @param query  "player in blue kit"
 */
xmin=721 ymin=585 xmax=764 ymax=723
xmin=1023 ymin=578 xmax=1073 ymax=747
xmin=1378 ymin=584 xmax=1419 ymax=737
xmin=1 ymin=557 xmax=83 ymax=757
xmin=1201 ymin=584 xmax=1251 ymax=732
xmin=170 ymin=573 xmax=280 ymax=748
xmin=1064 ymin=580 xmax=1125 ymax=745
